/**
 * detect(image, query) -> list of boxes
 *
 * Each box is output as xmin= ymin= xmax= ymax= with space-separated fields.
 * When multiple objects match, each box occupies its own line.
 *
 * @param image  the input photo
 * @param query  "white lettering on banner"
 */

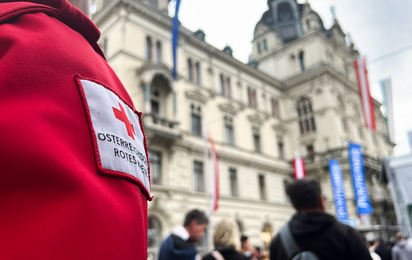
xmin=349 ymin=146 xmax=371 ymax=213
xmin=78 ymin=78 xmax=150 ymax=192
xmin=330 ymin=161 xmax=348 ymax=220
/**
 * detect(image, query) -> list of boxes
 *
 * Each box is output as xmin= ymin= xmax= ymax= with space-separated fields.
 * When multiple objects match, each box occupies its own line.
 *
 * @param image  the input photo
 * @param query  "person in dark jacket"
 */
xmin=375 ymin=238 xmax=392 ymax=260
xmin=203 ymin=218 xmax=249 ymax=260
xmin=159 ymin=209 xmax=209 ymax=260
xmin=270 ymin=178 xmax=372 ymax=260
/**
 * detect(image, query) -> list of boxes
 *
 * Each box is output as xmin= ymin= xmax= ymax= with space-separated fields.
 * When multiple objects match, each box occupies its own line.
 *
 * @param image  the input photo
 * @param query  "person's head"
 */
xmin=213 ymin=218 xmax=241 ymax=250
xmin=376 ymin=238 xmax=384 ymax=247
xmin=286 ymin=178 xmax=325 ymax=213
xmin=241 ymin=235 xmax=250 ymax=251
xmin=395 ymin=232 xmax=405 ymax=242
xmin=183 ymin=209 xmax=209 ymax=242
xmin=366 ymin=241 xmax=375 ymax=248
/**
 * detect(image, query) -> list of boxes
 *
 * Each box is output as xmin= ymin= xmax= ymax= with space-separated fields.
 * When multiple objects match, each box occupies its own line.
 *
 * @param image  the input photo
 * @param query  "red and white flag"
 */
xmin=353 ymin=57 xmax=376 ymax=131
xmin=293 ymin=156 xmax=306 ymax=180
xmin=208 ymin=130 xmax=220 ymax=213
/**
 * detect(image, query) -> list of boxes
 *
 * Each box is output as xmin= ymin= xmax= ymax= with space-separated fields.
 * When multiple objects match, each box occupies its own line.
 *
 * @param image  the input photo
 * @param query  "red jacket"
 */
xmin=0 ymin=0 xmax=151 ymax=259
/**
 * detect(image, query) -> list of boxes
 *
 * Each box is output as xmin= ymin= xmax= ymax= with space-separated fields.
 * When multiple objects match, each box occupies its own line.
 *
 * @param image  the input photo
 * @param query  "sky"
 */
xmin=171 ymin=0 xmax=412 ymax=156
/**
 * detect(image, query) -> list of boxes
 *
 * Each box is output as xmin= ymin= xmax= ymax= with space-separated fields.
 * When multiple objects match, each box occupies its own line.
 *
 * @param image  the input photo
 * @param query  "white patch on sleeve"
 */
xmin=80 ymin=79 xmax=150 ymax=192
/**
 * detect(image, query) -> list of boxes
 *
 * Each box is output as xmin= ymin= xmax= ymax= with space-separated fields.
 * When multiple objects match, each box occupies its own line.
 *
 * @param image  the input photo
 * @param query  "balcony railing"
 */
xmin=142 ymin=113 xmax=182 ymax=141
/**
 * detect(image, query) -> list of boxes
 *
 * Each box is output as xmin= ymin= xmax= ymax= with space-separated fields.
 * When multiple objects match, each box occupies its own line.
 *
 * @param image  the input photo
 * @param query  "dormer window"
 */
xmin=278 ymin=2 xmax=293 ymax=21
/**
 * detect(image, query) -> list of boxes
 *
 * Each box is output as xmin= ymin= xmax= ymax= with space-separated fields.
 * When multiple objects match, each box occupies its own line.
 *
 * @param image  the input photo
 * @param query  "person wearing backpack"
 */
xmin=270 ymin=178 xmax=372 ymax=260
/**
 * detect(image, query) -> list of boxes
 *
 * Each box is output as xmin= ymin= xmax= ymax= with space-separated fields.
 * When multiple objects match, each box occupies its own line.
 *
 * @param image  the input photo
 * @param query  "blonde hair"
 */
xmin=213 ymin=218 xmax=241 ymax=250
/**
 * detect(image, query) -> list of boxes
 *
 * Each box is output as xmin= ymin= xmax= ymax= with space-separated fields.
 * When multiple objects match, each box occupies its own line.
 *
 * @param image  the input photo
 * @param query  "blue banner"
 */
xmin=329 ymin=159 xmax=348 ymax=220
xmin=348 ymin=143 xmax=373 ymax=215
xmin=171 ymin=0 xmax=182 ymax=80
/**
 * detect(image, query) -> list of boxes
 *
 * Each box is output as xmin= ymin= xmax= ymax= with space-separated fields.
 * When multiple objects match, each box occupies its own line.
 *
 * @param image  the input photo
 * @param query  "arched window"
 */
xmin=187 ymin=59 xmax=193 ymax=81
xmin=146 ymin=36 xmax=152 ymax=61
xmin=298 ymin=51 xmax=305 ymax=71
xmin=297 ymin=97 xmax=316 ymax=135
xmin=156 ymin=41 xmax=162 ymax=63
xmin=263 ymin=39 xmax=268 ymax=51
xmin=148 ymin=216 xmax=162 ymax=248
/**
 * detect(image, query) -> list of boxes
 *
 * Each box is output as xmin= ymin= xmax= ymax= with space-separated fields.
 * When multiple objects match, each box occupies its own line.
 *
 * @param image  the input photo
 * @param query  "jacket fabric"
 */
xmin=392 ymin=240 xmax=412 ymax=260
xmin=270 ymin=213 xmax=372 ymax=260
xmin=375 ymin=245 xmax=392 ymax=260
xmin=0 ymin=0 xmax=151 ymax=259
xmin=203 ymin=248 xmax=250 ymax=260
xmin=158 ymin=234 xmax=198 ymax=260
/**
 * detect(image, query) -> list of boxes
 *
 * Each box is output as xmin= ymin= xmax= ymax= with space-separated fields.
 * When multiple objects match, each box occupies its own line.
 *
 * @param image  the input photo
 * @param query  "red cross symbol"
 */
xmin=112 ymin=102 xmax=136 ymax=140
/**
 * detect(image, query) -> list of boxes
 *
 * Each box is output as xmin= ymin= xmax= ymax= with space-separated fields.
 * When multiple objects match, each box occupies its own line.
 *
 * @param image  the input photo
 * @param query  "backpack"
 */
xmin=279 ymin=222 xmax=320 ymax=260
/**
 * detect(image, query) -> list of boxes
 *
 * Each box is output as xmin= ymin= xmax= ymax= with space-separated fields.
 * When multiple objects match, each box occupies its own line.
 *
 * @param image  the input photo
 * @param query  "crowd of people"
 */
xmin=367 ymin=234 xmax=412 ymax=260
xmin=158 ymin=178 xmax=412 ymax=260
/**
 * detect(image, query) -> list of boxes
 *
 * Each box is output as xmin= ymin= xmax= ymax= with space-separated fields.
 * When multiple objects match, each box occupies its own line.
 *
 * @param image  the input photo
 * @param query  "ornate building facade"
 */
xmin=93 ymin=0 xmax=396 ymax=258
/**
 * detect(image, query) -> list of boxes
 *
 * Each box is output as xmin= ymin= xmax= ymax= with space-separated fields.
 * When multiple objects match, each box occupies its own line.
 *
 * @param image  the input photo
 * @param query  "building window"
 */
xmin=224 ymin=116 xmax=234 ymax=145
xmin=151 ymin=0 xmax=158 ymax=7
xmin=297 ymin=97 xmax=316 ymax=135
xmin=229 ymin=168 xmax=238 ymax=196
xmin=146 ymin=36 xmax=152 ymax=61
xmin=277 ymin=139 xmax=285 ymax=159
xmin=148 ymin=216 xmax=162 ymax=248
xmin=253 ymin=134 xmax=261 ymax=153
xmin=156 ymin=41 xmax=162 ymax=63
xmin=248 ymin=87 xmax=257 ymax=108
xmin=188 ymin=59 xmax=201 ymax=84
xmin=195 ymin=62 xmax=200 ymax=84
xmin=258 ymin=42 xmax=262 ymax=54
xmin=191 ymin=104 xmax=202 ymax=136
xmin=283 ymin=180 xmax=290 ymax=203
xmin=298 ymin=51 xmax=305 ymax=71
xmin=194 ymin=161 xmax=204 ymax=192
xmin=307 ymin=144 xmax=315 ymax=160
xmin=271 ymin=98 xmax=280 ymax=117
xmin=264 ymin=39 xmax=268 ymax=51
xmin=220 ymin=74 xmax=231 ymax=98
xmin=148 ymin=151 xmax=161 ymax=185
xmin=187 ymin=59 xmax=193 ymax=81
xmin=258 ymin=174 xmax=267 ymax=200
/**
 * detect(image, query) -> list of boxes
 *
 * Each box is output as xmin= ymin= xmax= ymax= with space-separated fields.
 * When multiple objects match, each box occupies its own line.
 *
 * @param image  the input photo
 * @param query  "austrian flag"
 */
xmin=293 ymin=157 xmax=306 ymax=180
xmin=76 ymin=76 xmax=151 ymax=194
xmin=353 ymin=57 xmax=376 ymax=131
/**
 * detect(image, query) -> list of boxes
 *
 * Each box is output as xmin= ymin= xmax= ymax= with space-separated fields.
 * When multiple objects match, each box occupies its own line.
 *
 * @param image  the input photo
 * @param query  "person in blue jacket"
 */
xmin=159 ymin=209 xmax=209 ymax=260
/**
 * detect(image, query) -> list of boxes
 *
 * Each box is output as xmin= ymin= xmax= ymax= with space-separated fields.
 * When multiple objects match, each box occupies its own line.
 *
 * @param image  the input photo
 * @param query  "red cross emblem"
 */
xmin=112 ymin=102 xmax=136 ymax=140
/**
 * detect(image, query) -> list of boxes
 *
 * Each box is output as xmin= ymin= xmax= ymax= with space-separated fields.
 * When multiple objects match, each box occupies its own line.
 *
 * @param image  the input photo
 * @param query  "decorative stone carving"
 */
xmin=248 ymin=114 xmax=265 ymax=126
xmin=185 ymin=90 xmax=208 ymax=104
xmin=272 ymin=124 xmax=287 ymax=134
xmin=218 ymin=103 xmax=238 ymax=115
